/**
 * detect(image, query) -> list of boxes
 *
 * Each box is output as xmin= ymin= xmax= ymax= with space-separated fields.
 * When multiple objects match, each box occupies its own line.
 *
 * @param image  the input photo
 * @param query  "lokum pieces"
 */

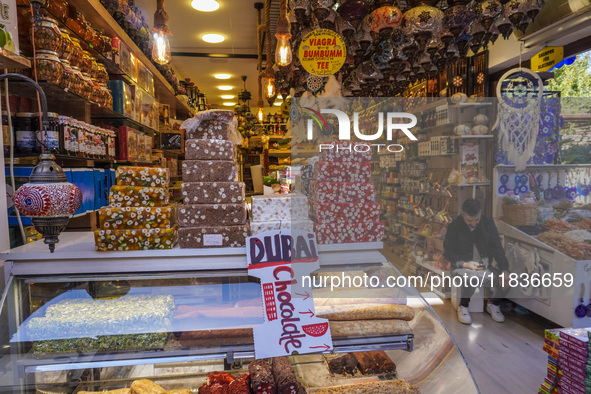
xmin=310 ymin=181 xmax=375 ymax=203
xmin=131 ymin=379 xmax=166 ymax=394
xmin=182 ymin=182 xmax=245 ymax=204
xmin=251 ymin=194 xmax=309 ymax=222
xmin=178 ymin=225 xmax=250 ymax=248
xmin=98 ymin=206 xmax=176 ymax=230
xmin=94 ymin=227 xmax=178 ymax=251
xmin=314 ymin=220 xmax=385 ymax=244
xmin=250 ymin=219 xmax=314 ymax=235
xmin=319 ymin=141 xmax=373 ymax=162
xmin=314 ymin=161 xmax=371 ymax=183
xmin=109 ymin=186 xmax=169 ymax=207
xmin=185 ymin=139 xmax=237 ymax=161
xmin=116 ymin=166 xmax=169 ymax=187
xmin=309 ymin=201 xmax=381 ymax=223
xmin=182 ymin=160 xmax=238 ymax=182
xmin=178 ymin=204 xmax=247 ymax=227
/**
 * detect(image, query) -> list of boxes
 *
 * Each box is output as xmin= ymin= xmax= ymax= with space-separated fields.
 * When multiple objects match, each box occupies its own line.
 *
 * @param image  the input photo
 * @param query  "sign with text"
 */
xmin=248 ymin=229 xmax=333 ymax=359
xmin=298 ymin=29 xmax=346 ymax=76
xmin=531 ymin=47 xmax=564 ymax=72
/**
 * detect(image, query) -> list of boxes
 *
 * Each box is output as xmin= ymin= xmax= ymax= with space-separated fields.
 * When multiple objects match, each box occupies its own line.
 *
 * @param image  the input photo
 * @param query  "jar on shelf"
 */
xmin=90 ymin=58 xmax=100 ymax=80
xmin=90 ymin=78 xmax=101 ymax=103
xmin=75 ymin=120 xmax=87 ymax=157
xmin=100 ymin=35 xmax=112 ymax=57
xmin=34 ymin=50 xmax=63 ymax=85
xmin=58 ymin=28 xmax=73 ymax=61
xmin=34 ymin=17 xmax=61 ymax=53
xmin=92 ymin=28 xmax=104 ymax=52
xmin=83 ymin=20 xmax=95 ymax=44
xmin=70 ymin=65 xmax=84 ymax=96
xmin=14 ymin=113 xmax=39 ymax=156
xmin=69 ymin=37 xmax=83 ymax=68
xmin=47 ymin=0 xmax=69 ymax=22
xmin=66 ymin=12 xmax=87 ymax=41
xmin=80 ymin=51 xmax=93 ymax=75
xmin=34 ymin=112 xmax=60 ymax=154
xmin=81 ymin=72 xmax=93 ymax=101
xmin=58 ymin=59 xmax=74 ymax=92
xmin=96 ymin=63 xmax=108 ymax=84
xmin=58 ymin=116 xmax=72 ymax=155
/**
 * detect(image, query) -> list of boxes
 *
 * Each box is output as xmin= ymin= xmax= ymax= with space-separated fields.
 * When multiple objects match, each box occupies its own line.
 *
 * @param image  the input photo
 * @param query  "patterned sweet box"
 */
xmin=109 ymin=186 xmax=169 ymax=207
xmin=314 ymin=220 xmax=385 ymax=244
xmin=182 ymin=119 xmax=237 ymax=140
xmin=313 ymin=161 xmax=371 ymax=183
xmin=179 ymin=225 xmax=250 ymax=248
xmin=309 ymin=201 xmax=381 ymax=223
xmin=251 ymin=194 xmax=309 ymax=222
xmin=182 ymin=160 xmax=238 ymax=182
xmin=178 ymin=204 xmax=247 ymax=227
xmin=310 ymin=181 xmax=375 ymax=203
xmin=182 ymin=182 xmax=245 ymax=204
xmin=94 ymin=227 xmax=177 ymax=251
xmin=318 ymin=141 xmax=373 ymax=162
xmin=98 ymin=205 xmax=176 ymax=230
xmin=301 ymin=165 xmax=314 ymax=180
xmin=184 ymin=139 xmax=237 ymax=161
xmin=250 ymin=219 xmax=314 ymax=235
xmin=115 ymin=166 xmax=169 ymax=187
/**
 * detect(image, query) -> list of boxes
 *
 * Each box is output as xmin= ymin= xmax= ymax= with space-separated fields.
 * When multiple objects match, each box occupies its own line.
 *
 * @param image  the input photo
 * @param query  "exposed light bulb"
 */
xmin=265 ymin=76 xmax=276 ymax=98
xmin=257 ymin=107 xmax=264 ymax=122
xmin=275 ymin=34 xmax=292 ymax=66
xmin=152 ymin=31 xmax=171 ymax=65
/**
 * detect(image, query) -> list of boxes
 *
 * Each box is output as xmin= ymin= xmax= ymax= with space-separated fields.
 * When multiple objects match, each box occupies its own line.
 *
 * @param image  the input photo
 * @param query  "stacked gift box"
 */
xmin=308 ymin=142 xmax=384 ymax=244
xmin=540 ymin=329 xmax=560 ymax=394
xmin=94 ymin=166 xmax=177 ymax=251
xmin=250 ymin=194 xmax=312 ymax=235
xmin=177 ymin=110 xmax=249 ymax=248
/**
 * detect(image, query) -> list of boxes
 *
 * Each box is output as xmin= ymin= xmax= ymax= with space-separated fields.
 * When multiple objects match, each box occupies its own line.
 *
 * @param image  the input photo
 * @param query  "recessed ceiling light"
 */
xmin=202 ymin=33 xmax=225 ymax=43
xmin=221 ymin=95 xmax=234 ymax=99
xmin=274 ymin=102 xmax=282 ymax=106
xmin=223 ymin=102 xmax=236 ymax=106
xmin=217 ymin=85 xmax=233 ymax=90
xmin=191 ymin=0 xmax=220 ymax=12
xmin=215 ymin=73 xmax=231 ymax=79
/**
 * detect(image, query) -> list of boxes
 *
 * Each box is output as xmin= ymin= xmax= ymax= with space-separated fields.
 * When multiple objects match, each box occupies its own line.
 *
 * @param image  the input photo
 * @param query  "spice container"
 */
xmin=69 ymin=38 xmax=83 ymax=68
xmin=34 ymin=112 xmax=60 ymax=154
xmin=34 ymin=17 xmax=61 ymax=53
xmin=58 ymin=59 xmax=74 ymax=92
xmin=76 ymin=120 xmax=87 ymax=157
xmin=70 ymin=65 xmax=84 ymax=96
xmin=58 ymin=28 xmax=73 ymax=61
xmin=14 ymin=113 xmax=39 ymax=155
xmin=96 ymin=63 xmax=108 ymax=84
xmin=92 ymin=28 xmax=104 ymax=52
xmin=34 ymin=50 xmax=63 ymax=85
xmin=83 ymin=20 xmax=95 ymax=43
xmin=59 ymin=116 xmax=72 ymax=155
xmin=47 ymin=0 xmax=69 ymax=22
xmin=80 ymin=51 xmax=93 ymax=74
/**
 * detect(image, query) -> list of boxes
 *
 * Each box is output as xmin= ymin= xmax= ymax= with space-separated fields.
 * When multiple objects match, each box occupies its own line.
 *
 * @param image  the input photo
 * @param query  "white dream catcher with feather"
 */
xmin=493 ymin=67 xmax=543 ymax=171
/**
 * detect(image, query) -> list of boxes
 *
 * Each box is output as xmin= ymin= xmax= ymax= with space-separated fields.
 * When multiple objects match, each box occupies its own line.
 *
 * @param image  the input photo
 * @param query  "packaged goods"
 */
xmin=182 ymin=160 xmax=238 ymax=182
xmin=250 ymin=194 xmax=309 ymax=222
xmin=250 ymin=219 xmax=314 ymax=235
xmin=309 ymin=201 xmax=381 ymax=223
xmin=94 ymin=227 xmax=177 ymax=251
xmin=185 ymin=139 xmax=237 ymax=160
xmin=178 ymin=225 xmax=250 ymax=248
xmin=109 ymin=186 xmax=169 ymax=207
xmin=313 ymin=161 xmax=371 ymax=183
xmin=318 ymin=141 xmax=373 ymax=162
xmin=182 ymin=182 xmax=245 ymax=204
xmin=178 ymin=204 xmax=247 ymax=227
xmin=314 ymin=220 xmax=385 ymax=244
xmin=310 ymin=181 xmax=376 ymax=203
xmin=98 ymin=206 xmax=176 ymax=230
xmin=116 ymin=166 xmax=169 ymax=187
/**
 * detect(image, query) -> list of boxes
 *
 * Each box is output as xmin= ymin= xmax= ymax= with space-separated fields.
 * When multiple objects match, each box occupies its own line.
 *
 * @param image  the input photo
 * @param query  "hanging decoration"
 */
xmin=276 ymin=0 xmax=293 ymax=66
xmin=255 ymin=2 xmax=265 ymax=123
xmin=152 ymin=0 xmax=172 ymax=65
xmin=263 ymin=0 xmax=277 ymax=106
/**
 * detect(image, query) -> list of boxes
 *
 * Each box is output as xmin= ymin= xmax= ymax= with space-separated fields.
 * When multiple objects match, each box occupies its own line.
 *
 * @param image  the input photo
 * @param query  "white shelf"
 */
xmin=414 ymin=260 xmax=447 ymax=276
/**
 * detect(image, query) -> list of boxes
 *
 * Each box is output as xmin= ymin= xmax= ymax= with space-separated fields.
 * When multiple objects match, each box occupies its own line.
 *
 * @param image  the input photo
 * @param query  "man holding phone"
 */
xmin=443 ymin=198 xmax=511 ymax=324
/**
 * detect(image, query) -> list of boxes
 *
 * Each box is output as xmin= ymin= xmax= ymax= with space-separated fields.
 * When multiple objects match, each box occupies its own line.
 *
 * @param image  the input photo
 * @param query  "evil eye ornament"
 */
xmin=533 ymin=155 xmax=544 ymax=165
xmin=566 ymin=187 xmax=578 ymax=201
xmin=544 ymin=187 xmax=554 ymax=201
xmin=581 ymin=184 xmax=590 ymax=197
xmin=544 ymin=153 xmax=555 ymax=164
xmin=554 ymin=184 xmax=565 ymax=199
xmin=498 ymin=185 xmax=509 ymax=194
xmin=519 ymin=184 xmax=529 ymax=194
xmin=539 ymin=125 xmax=552 ymax=137
xmin=520 ymin=175 xmax=528 ymax=185
xmin=290 ymin=104 xmax=301 ymax=123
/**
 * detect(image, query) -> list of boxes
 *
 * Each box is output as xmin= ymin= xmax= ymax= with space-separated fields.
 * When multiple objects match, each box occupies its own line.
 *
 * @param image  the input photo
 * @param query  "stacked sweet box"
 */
xmin=310 ymin=142 xmax=384 ymax=244
xmin=250 ymin=194 xmax=313 ymax=234
xmin=178 ymin=110 xmax=249 ymax=248
xmin=94 ymin=166 xmax=177 ymax=251
xmin=554 ymin=328 xmax=589 ymax=394
xmin=540 ymin=329 xmax=560 ymax=394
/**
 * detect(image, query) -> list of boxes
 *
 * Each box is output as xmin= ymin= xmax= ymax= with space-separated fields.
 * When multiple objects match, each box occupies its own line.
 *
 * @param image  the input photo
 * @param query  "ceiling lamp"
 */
xmin=402 ymin=0 xmax=445 ymax=52
xmin=152 ymin=0 xmax=172 ymax=65
xmin=191 ymin=0 xmax=220 ymax=12
xmin=444 ymin=0 xmax=476 ymax=39
xmin=237 ymin=75 xmax=253 ymax=115
xmin=476 ymin=0 xmax=502 ymax=31
xmin=215 ymin=73 xmax=231 ymax=79
xmin=275 ymin=0 xmax=293 ymax=66
xmin=218 ymin=85 xmax=233 ymax=90
xmin=264 ymin=68 xmax=276 ymax=98
xmin=202 ymin=33 xmax=225 ymax=43
xmin=221 ymin=94 xmax=234 ymax=99
xmin=223 ymin=102 xmax=236 ymax=106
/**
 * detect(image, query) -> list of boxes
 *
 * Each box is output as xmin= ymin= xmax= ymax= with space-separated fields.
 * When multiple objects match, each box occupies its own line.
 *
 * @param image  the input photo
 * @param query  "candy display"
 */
xmin=32 ymin=332 xmax=168 ymax=354
xmin=249 ymin=360 xmax=275 ymax=394
xmin=178 ymin=225 xmax=250 ymax=248
xmin=182 ymin=160 xmax=238 ymax=183
xmin=318 ymin=142 xmax=373 ymax=162
xmin=326 ymin=354 xmax=359 ymax=375
xmin=314 ymin=161 xmax=372 ymax=183
xmin=98 ymin=206 xmax=177 ymax=230
xmin=185 ymin=139 xmax=237 ymax=160
xmin=94 ymin=227 xmax=178 ymax=250
xmin=131 ymin=379 xmax=166 ymax=394
xmin=178 ymin=204 xmax=247 ymax=227
xmin=310 ymin=181 xmax=376 ymax=203
xmin=109 ymin=186 xmax=169 ymax=207
xmin=115 ymin=166 xmax=169 ymax=187
xmin=182 ymin=182 xmax=245 ymax=204
xmin=311 ymin=379 xmax=420 ymax=393
xmin=309 ymin=202 xmax=381 ymax=223
xmin=272 ymin=356 xmax=305 ymax=394
xmin=353 ymin=351 xmax=397 ymax=375
xmin=250 ymin=219 xmax=314 ymax=235
xmin=251 ymin=194 xmax=309 ymax=222
xmin=314 ymin=221 xmax=385 ymax=244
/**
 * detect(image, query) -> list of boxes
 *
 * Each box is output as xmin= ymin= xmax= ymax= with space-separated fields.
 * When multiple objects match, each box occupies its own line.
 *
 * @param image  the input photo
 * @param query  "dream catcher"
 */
xmin=493 ymin=67 xmax=543 ymax=171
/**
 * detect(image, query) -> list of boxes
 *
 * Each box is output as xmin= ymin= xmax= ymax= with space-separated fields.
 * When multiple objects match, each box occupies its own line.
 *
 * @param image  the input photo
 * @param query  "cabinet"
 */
xmin=0 ymin=233 xmax=479 ymax=393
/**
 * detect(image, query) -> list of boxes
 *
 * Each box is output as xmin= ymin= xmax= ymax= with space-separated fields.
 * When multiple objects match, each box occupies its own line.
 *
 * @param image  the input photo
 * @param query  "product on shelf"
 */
xmin=329 ymin=319 xmax=412 ymax=338
xmin=178 ymin=204 xmax=247 ymax=227
xmin=249 ymin=359 xmax=275 ymax=394
xmin=310 ymin=379 xmax=420 ymax=393
xmin=313 ymin=161 xmax=372 ymax=183
xmin=78 ymin=389 xmax=131 ymax=394
xmin=310 ymin=181 xmax=376 ymax=203
xmin=182 ymin=182 xmax=245 ymax=204
xmin=182 ymin=160 xmax=238 ymax=183
xmin=118 ymin=126 xmax=138 ymax=161
xmin=309 ymin=202 xmax=381 ymax=223
xmin=116 ymin=166 xmax=169 ymax=187
xmin=318 ymin=141 xmax=373 ymax=162
xmin=98 ymin=206 xmax=177 ymax=230
xmin=326 ymin=353 xmax=359 ymax=375
xmin=228 ymin=374 xmax=251 ymax=394
xmin=314 ymin=220 xmax=385 ymax=244
xmin=182 ymin=117 xmax=239 ymax=141
xmin=317 ymin=304 xmax=414 ymax=321
xmin=272 ymin=356 xmax=305 ymax=394
xmin=34 ymin=50 xmax=63 ymax=85
xmin=250 ymin=194 xmax=309 ymax=222
xmin=178 ymin=225 xmax=250 ymax=248
xmin=178 ymin=328 xmax=254 ymax=347
xmin=185 ymin=139 xmax=237 ymax=160
xmin=109 ymin=186 xmax=169 ymax=207
xmin=131 ymin=379 xmax=166 ymax=394
xmin=353 ymin=351 xmax=397 ymax=375
xmin=250 ymin=219 xmax=314 ymax=235
xmin=94 ymin=227 xmax=178 ymax=250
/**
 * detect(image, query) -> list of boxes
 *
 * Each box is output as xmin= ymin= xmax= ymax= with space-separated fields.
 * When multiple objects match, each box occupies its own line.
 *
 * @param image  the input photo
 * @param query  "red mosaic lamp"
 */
xmin=5 ymin=74 xmax=82 ymax=252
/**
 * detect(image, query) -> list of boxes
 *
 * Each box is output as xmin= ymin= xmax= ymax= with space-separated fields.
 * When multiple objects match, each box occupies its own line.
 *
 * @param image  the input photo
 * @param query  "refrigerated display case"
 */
xmin=0 ymin=233 xmax=479 ymax=393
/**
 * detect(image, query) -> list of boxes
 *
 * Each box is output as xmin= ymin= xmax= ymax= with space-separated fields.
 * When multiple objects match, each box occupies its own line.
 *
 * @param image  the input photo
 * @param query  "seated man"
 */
xmin=443 ymin=198 xmax=510 ymax=324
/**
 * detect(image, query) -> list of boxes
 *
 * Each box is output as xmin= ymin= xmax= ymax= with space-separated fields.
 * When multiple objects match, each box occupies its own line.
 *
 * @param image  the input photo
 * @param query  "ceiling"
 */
xmin=135 ymin=0 xmax=281 ymax=109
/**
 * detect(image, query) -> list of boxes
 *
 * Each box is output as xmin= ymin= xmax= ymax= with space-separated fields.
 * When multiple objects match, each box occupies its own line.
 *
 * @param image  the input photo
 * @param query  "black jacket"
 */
xmin=443 ymin=215 xmax=509 ymax=271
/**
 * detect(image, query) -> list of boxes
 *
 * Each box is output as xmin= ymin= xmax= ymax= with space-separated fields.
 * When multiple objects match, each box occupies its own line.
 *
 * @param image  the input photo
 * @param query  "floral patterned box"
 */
xmin=178 ymin=204 xmax=247 ymax=227
xmin=178 ymin=225 xmax=250 ymax=248
xmin=250 ymin=219 xmax=314 ymax=235
xmin=309 ymin=201 xmax=381 ymax=223
xmin=115 ymin=166 xmax=169 ymax=187
xmin=310 ymin=181 xmax=375 ymax=203
xmin=182 ymin=182 xmax=245 ymax=204
xmin=109 ymin=186 xmax=169 ymax=207
xmin=94 ymin=227 xmax=178 ymax=251
xmin=313 ymin=161 xmax=371 ymax=183
xmin=251 ymin=194 xmax=309 ymax=222
xmin=98 ymin=205 xmax=177 ymax=230
xmin=314 ymin=220 xmax=385 ymax=244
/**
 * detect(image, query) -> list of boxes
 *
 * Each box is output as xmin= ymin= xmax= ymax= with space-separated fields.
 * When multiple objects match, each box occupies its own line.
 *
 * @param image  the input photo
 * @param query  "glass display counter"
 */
xmin=0 ymin=233 xmax=478 ymax=393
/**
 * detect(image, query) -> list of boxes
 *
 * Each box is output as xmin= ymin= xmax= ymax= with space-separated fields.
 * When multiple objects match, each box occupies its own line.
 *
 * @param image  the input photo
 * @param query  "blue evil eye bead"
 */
xmin=290 ymin=104 xmax=301 ymax=123
xmin=514 ymin=187 xmax=521 ymax=195
xmin=576 ymin=304 xmax=587 ymax=318
xmin=519 ymin=185 xmax=529 ymax=194
xmin=500 ymin=174 xmax=509 ymax=184
xmin=539 ymin=125 xmax=551 ymax=137
xmin=554 ymin=184 xmax=565 ymax=199
xmin=545 ymin=188 xmax=554 ymax=200
xmin=498 ymin=185 xmax=508 ymax=194
xmin=544 ymin=153 xmax=555 ymax=164
xmin=514 ymin=175 xmax=521 ymax=186
xmin=520 ymin=175 xmax=528 ymax=185
xmin=533 ymin=155 xmax=544 ymax=164
xmin=566 ymin=187 xmax=578 ymax=201
xmin=581 ymin=185 xmax=590 ymax=197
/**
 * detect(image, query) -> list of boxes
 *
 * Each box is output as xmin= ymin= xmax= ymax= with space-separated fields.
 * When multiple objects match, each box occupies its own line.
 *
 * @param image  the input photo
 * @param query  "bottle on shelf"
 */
xmin=14 ymin=112 xmax=39 ymax=156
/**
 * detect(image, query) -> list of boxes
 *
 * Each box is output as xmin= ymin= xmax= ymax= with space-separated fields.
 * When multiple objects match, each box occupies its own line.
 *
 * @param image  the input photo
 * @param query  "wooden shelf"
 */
xmin=268 ymin=150 xmax=291 ymax=154
xmin=7 ymin=154 xmax=157 ymax=167
xmin=0 ymin=49 xmax=31 ymax=69
xmin=451 ymin=135 xmax=494 ymax=140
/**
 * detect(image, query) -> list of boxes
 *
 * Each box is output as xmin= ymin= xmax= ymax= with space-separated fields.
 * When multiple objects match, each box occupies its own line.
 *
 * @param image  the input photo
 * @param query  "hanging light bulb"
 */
xmin=264 ymin=73 xmax=276 ymax=98
xmin=275 ymin=0 xmax=293 ymax=66
xmin=257 ymin=106 xmax=265 ymax=122
xmin=152 ymin=0 xmax=172 ymax=65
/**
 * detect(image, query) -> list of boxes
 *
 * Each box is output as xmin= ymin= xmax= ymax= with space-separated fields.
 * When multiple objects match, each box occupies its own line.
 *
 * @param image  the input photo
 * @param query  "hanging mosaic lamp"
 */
xmin=503 ymin=0 xmax=526 ymax=30
xmin=317 ymin=8 xmax=338 ymax=29
xmin=338 ymin=0 xmax=374 ymax=28
xmin=444 ymin=0 xmax=476 ymax=39
xmin=526 ymin=0 xmax=545 ymax=20
xmin=494 ymin=14 xmax=514 ymax=39
xmin=289 ymin=0 xmax=310 ymax=25
xmin=365 ymin=5 xmax=403 ymax=40
xmin=402 ymin=0 xmax=445 ymax=52
xmin=336 ymin=14 xmax=356 ymax=40
xmin=476 ymin=0 xmax=503 ymax=31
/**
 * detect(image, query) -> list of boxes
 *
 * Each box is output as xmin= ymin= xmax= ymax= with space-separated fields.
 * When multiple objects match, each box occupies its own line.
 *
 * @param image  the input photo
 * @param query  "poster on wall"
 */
xmin=298 ymin=29 xmax=347 ymax=76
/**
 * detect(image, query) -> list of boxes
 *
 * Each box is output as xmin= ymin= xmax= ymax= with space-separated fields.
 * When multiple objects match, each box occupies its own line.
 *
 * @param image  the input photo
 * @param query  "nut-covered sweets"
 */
xmin=250 ymin=219 xmax=314 ymax=235
xmin=315 ymin=220 xmax=385 ymax=244
xmin=109 ymin=186 xmax=169 ymax=207
xmin=182 ymin=160 xmax=238 ymax=182
xmin=310 ymin=181 xmax=376 ymax=203
xmin=182 ymin=182 xmax=245 ymax=204
xmin=179 ymin=225 xmax=250 ymax=248
xmin=98 ymin=206 xmax=177 ymax=230
xmin=178 ymin=204 xmax=246 ymax=227
xmin=313 ymin=161 xmax=371 ymax=183
xmin=309 ymin=201 xmax=381 ymax=223
xmin=251 ymin=194 xmax=309 ymax=222
xmin=116 ymin=166 xmax=169 ymax=187
xmin=185 ymin=139 xmax=236 ymax=160
xmin=94 ymin=227 xmax=178 ymax=251
xmin=184 ymin=119 xmax=238 ymax=141
xmin=34 ymin=17 xmax=61 ymax=53
xmin=34 ymin=50 xmax=63 ymax=85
